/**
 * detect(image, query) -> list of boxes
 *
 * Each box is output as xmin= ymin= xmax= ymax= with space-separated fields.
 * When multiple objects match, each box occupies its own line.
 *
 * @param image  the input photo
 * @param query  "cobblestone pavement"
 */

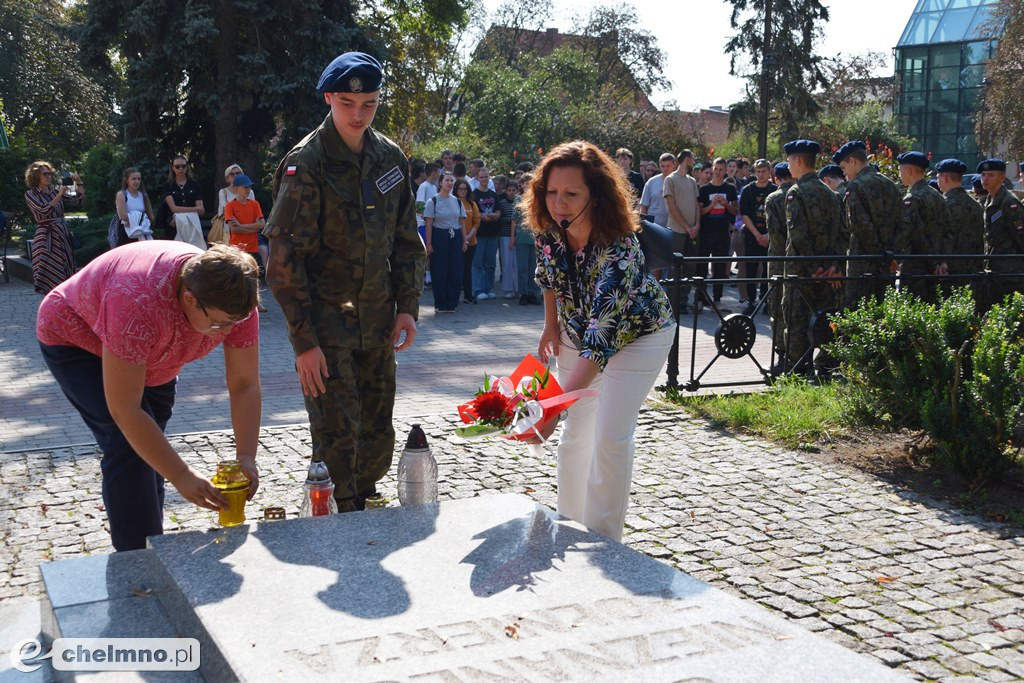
xmin=1 ymin=412 xmax=1022 ymax=681
xmin=3 ymin=272 xmax=1023 ymax=681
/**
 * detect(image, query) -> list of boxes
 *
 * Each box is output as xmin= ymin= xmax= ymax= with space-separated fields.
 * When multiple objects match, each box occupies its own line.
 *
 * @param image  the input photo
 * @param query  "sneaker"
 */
xmin=464 ymin=297 xmax=477 ymax=304
xmin=505 ymin=291 xmax=516 ymax=299
xmin=519 ymin=294 xmax=529 ymax=306
xmin=486 ymin=292 xmax=497 ymax=300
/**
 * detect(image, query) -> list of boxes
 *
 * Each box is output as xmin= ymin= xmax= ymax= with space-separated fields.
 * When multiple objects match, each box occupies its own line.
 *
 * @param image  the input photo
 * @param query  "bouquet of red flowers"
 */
xmin=456 ymin=355 xmax=595 ymax=441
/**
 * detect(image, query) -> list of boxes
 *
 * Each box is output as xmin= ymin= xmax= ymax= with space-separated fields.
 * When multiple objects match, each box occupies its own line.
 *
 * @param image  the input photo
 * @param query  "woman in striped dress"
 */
xmin=24 ymin=161 xmax=84 ymax=293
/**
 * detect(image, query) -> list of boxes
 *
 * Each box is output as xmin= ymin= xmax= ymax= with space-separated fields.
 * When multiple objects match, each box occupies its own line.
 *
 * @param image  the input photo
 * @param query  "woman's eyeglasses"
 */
xmin=173 ymin=164 xmax=187 ymax=169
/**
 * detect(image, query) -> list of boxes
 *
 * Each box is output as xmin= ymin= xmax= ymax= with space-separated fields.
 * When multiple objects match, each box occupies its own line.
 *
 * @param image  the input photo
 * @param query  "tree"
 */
xmin=0 ymin=0 xmax=115 ymax=164
xmin=76 ymin=0 xmax=370 ymax=200
xmin=723 ymin=0 xmax=830 ymax=148
xmin=978 ymin=0 xmax=1024 ymax=157
xmin=358 ymin=0 xmax=472 ymax=146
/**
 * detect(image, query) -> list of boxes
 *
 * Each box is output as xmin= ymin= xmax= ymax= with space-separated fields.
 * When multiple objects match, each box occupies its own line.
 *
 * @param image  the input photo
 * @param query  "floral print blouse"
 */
xmin=535 ymin=230 xmax=674 ymax=370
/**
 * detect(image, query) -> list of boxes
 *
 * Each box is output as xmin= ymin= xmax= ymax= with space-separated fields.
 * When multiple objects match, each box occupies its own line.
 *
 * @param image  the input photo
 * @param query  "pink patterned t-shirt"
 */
xmin=37 ymin=241 xmax=259 ymax=386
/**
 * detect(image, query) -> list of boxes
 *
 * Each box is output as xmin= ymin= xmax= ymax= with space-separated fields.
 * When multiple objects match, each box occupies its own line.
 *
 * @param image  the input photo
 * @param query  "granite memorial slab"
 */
xmin=146 ymin=493 xmax=908 ymax=682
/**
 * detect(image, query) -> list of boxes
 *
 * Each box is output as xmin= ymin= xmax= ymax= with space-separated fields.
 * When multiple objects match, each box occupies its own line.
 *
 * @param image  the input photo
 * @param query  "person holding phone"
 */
xmin=24 ymin=160 xmax=84 ymax=293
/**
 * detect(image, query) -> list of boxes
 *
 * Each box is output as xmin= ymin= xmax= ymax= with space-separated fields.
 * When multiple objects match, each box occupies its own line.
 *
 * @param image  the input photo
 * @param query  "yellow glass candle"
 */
xmin=211 ymin=461 xmax=249 ymax=527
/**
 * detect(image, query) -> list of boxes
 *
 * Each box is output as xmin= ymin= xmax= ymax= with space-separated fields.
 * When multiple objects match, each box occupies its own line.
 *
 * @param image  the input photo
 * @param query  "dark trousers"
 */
xmin=696 ymin=229 xmax=731 ymax=300
xmin=429 ymin=227 xmax=464 ymax=310
xmin=306 ymin=345 xmax=396 ymax=512
xmin=743 ymin=239 xmax=769 ymax=303
xmin=40 ymin=343 xmax=176 ymax=551
xmin=463 ymin=243 xmax=477 ymax=302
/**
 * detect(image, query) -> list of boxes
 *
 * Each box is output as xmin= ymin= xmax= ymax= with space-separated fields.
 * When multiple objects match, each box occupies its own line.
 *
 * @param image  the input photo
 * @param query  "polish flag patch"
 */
xmin=285 ymin=165 xmax=298 ymax=176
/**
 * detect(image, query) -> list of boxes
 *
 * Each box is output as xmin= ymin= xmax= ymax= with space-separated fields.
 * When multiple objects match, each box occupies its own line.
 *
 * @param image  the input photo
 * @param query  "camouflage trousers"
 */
xmin=844 ymin=259 xmax=891 ymax=309
xmin=781 ymin=280 xmax=837 ymax=371
xmin=899 ymin=264 xmax=938 ymax=304
xmin=304 ymin=344 xmax=397 ymax=512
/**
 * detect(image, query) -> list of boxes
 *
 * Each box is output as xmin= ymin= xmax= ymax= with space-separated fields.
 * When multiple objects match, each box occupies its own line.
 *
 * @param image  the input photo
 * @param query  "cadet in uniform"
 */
xmin=978 ymin=158 xmax=1024 ymax=311
xmin=265 ymin=52 xmax=426 ymax=511
xmin=833 ymin=140 xmax=903 ymax=308
xmin=894 ymin=151 xmax=953 ymax=303
xmin=934 ymin=159 xmax=984 ymax=292
xmin=781 ymin=140 xmax=843 ymax=373
xmin=765 ymin=162 xmax=794 ymax=362
xmin=818 ymin=164 xmax=847 ymax=196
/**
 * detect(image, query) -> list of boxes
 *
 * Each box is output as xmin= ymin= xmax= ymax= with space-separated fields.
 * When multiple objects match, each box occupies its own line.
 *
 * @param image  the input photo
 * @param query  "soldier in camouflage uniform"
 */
xmin=818 ymin=164 xmax=847 ymax=196
xmin=781 ymin=140 xmax=843 ymax=373
xmin=265 ymin=52 xmax=426 ymax=512
xmin=977 ymin=158 xmax=1024 ymax=311
xmin=894 ymin=152 xmax=954 ymax=304
xmin=935 ymin=159 xmax=984 ymax=293
xmin=765 ymin=162 xmax=794 ymax=360
xmin=834 ymin=140 xmax=903 ymax=308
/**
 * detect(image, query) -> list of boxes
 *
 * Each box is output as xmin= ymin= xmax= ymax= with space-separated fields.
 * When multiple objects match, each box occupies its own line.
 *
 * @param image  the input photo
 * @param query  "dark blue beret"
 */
xmin=316 ymin=52 xmax=383 ymax=95
xmin=818 ymin=163 xmax=844 ymax=180
xmin=773 ymin=162 xmax=791 ymax=177
xmin=977 ymin=158 xmax=1007 ymax=173
xmin=1019 ymin=161 xmax=1024 ymax=174
xmin=935 ymin=158 xmax=967 ymax=175
xmin=783 ymin=139 xmax=821 ymax=156
xmin=832 ymin=141 xmax=866 ymax=164
xmin=928 ymin=179 xmax=940 ymax=190
xmin=896 ymin=151 xmax=929 ymax=169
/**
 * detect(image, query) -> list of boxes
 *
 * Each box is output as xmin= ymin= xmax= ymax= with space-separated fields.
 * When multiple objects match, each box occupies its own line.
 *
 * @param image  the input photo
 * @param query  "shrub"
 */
xmin=66 ymin=215 xmax=112 ymax=267
xmin=79 ymin=143 xmax=127 ymax=219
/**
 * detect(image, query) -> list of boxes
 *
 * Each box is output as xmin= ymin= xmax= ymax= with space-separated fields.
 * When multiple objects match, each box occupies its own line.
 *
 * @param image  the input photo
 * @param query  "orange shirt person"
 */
xmin=224 ymin=175 xmax=265 ymax=262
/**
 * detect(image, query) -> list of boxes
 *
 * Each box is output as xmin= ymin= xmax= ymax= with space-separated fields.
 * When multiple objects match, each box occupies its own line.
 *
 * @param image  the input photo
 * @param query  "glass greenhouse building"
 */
xmin=894 ymin=0 xmax=1001 ymax=169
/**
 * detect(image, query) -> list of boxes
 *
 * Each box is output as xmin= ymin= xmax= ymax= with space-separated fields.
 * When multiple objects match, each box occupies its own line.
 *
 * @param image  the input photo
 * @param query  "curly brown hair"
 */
xmin=521 ymin=140 xmax=638 ymax=245
xmin=24 ymin=161 xmax=56 ymax=190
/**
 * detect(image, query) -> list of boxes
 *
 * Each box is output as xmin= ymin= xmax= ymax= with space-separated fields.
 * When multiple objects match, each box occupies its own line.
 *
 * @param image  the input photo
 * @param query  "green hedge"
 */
xmin=827 ymin=287 xmax=1023 ymax=483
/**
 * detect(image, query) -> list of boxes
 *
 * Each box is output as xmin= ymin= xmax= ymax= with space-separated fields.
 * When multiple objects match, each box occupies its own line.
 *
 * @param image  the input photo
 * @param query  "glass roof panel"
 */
xmin=933 ymin=7 xmax=979 ymax=42
xmin=967 ymin=6 xmax=997 ymax=39
xmin=948 ymin=0 xmax=982 ymax=7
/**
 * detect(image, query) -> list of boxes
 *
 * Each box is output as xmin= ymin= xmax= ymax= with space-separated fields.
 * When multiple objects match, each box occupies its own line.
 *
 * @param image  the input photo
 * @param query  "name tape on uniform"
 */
xmin=375 ymin=166 xmax=404 ymax=195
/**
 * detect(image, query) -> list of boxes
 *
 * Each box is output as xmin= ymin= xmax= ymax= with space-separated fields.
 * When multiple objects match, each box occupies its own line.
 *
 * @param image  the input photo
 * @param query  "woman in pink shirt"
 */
xmin=37 ymin=242 xmax=262 ymax=551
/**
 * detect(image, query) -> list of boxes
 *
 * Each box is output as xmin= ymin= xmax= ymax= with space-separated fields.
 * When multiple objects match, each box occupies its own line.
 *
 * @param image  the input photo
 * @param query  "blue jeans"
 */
xmin=515 ymin=243 xmax=539 ymax=297
xmin=472 ymin=235 xmax=499 ymax=296
xmin=40 ymin=343 xmax=176 ymax=551
xmin=429 ymin=227 xmax=464 ymax=310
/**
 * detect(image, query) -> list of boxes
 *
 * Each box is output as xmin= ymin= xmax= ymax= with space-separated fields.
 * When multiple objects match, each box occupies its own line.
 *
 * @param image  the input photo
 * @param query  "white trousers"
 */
xmin=555 ymin=323 xmax=675 ymax=541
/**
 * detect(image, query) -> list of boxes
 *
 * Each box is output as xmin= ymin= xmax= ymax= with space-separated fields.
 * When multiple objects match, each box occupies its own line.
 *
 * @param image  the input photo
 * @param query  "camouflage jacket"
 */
xmin=765 ymin=180 xmax=794 ymax=278
xmin=785 ymin=172 xmax=843 ymax=276
xmin=943 ymin=187 xmax=984 ymax=274
xmin=843 ymin=165 xmax=902 ymax=257
xmin=265 ymin=115 xmax=426 ymax=353
xmin=895 ymin=179 xmax=953 ymax=272
xmin=983 ymin=186 xmax=1024 ymax=273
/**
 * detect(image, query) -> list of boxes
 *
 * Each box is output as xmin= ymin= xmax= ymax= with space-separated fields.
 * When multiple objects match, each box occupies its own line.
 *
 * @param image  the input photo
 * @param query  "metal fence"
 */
xmin=659 ymin=252 xmax=1024 ymax=391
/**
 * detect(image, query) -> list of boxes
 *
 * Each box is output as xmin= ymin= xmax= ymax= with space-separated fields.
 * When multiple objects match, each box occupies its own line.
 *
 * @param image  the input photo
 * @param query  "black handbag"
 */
xmin=636 ymin=219 xmax=677 ymax=271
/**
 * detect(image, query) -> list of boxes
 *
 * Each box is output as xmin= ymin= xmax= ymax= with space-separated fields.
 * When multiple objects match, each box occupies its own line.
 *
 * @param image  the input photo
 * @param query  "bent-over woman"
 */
xmin=521 ymin=140 xmax=675 ymax=542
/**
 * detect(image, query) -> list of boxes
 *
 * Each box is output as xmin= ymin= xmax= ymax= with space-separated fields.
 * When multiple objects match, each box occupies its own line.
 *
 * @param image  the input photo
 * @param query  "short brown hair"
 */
xmin=659 ymin=152 xmax=677 ymax=163
xmin=180 ymin=245 xmax=260 ymax=317
xmin=713 ymin=157 xmax=727 ymax=167
xmin=25 ymin=161 xmax=55 ymax=189
xmin=615 ymin=148 xmax=633 ymax=161
xmin=521 ymin=140 xmax=638 ymax=246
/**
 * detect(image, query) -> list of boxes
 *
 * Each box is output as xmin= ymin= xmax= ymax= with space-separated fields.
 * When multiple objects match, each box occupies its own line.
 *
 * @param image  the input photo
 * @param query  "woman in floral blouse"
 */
xmin=24 ymin=161 xmax=85 ymax=293
xmin=521 ymin=140 xmax=675 ymax=542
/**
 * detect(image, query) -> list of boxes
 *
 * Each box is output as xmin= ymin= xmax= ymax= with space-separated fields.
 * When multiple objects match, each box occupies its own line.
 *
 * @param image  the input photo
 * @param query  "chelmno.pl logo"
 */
xmin=10 ymin=638 xmax=200 ymax=673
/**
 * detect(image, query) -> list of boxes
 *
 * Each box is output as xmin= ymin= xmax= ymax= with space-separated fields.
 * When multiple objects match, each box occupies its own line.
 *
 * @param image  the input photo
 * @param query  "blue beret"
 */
xmin=232 ymin=174 xmax=253 ymax=188
xmin=773 ymin=162 xmax=791 ymax=177
xmin=935 ymin=158 xmax=967 ymax=175
xmin=896 ymin=151 xmax=929 ymax=169
xmin=832 ymin=141 xmax=866 ymax=164
xmin=316 ymin=52 xmax=383 ymax=95
xmin=927 ymin=179 xmax=939 ymax=190
xmin=1019 ymin=161 xmax=1024 ymax=174
xmin=818 ymin=163 xmax=844 ymax=180
xmin=977 ymin=158 xmax=1007 ymax=173
xmin=783 ymin=139 xmax=821 ymax=156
